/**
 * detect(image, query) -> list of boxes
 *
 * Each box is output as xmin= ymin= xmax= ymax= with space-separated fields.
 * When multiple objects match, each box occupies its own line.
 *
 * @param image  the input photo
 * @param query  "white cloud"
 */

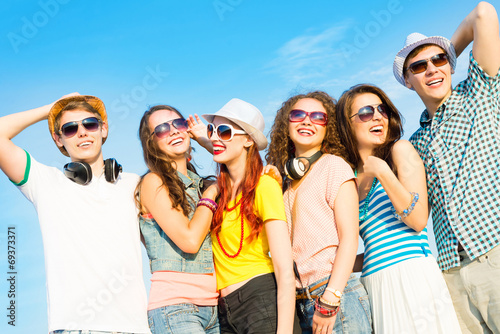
xmin=265 ymin=21 xmax=353 ymax=85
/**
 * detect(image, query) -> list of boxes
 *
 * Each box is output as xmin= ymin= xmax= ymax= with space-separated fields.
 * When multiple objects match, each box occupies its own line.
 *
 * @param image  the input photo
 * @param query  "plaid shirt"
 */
xmin=410 ymin=52 xmax=500 ymax=271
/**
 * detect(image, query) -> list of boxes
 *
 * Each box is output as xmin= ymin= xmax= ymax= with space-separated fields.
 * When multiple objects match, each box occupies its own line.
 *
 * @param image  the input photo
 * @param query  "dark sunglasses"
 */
xmin=407 ymin=53 xmax=449 ymax=74
xmin=207 ymin=123 xmax=246 ymax=142
xmin=59 ymin=117 xmax=101 ymax=138
xmin=350 ymin=104 xmax=389 ymax=122
xmin=289 ymin=109 xmax=328 ymax=126
xmin=152 ymin=118 xmax=189 ymax=139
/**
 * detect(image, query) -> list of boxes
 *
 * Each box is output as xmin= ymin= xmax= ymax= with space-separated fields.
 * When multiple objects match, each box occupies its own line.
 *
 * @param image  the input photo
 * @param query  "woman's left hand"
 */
xmin=187 ymin=114 xmax=214 ymax=153
xmin=363 ymin=155 xmax=390 ymax=179
xmin=187 ymin=114 xmax=208 ymax=141
xmin=312 ymin=311 xmax=337 ymax=334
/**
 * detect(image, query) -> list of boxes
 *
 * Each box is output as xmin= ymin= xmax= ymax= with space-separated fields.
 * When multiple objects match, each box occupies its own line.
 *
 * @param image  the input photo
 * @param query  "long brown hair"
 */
xmin=212 ymin=133 xmax=264 ymax=241
xmin=335 ymin=84 xmax=403 ymax=173
xmin=135 ymin=105 xmax=199 ymax=216
xmin=266 ymin=91 xmax=348 ymax=178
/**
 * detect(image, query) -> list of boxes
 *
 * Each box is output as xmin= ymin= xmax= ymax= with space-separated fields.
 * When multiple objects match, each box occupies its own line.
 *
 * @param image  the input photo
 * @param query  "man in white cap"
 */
xmin=393 ymin=2 xmax=500 ymax=332
xmin=0 ymin=94 xmax=150 ymax=333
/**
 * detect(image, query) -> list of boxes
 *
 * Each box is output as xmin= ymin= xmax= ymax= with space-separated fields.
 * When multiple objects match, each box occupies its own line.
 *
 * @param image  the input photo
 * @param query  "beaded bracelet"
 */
xmin=197 ymin=198 xmax=218 ymax=214
xmin=392 ymin=192 xmax=419 ymax=221
xmin=319 ymin=296 xmax=340 ymax=308
xmin=314 ymin=298 xmax=339 ymax=317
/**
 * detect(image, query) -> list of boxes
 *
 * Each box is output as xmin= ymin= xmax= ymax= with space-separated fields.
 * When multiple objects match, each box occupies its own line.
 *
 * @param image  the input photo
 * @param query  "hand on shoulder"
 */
xmin=363 ymin=155 xmax=391 ymax=179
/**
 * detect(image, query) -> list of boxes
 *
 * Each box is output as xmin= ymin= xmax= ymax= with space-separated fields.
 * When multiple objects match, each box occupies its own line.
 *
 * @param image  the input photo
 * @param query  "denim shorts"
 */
xmin=296 ymin=273 xmax=372 ymax=333
xmin=218 ymin=273 xmax=278 ymax=334
xmin=148 ymin=303 xmax=219 ymax=334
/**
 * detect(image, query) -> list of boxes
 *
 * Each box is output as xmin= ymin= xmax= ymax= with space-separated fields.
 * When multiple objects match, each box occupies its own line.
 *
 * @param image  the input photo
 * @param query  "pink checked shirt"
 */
xmin=284 ymin=154 xmax=355 ymax=288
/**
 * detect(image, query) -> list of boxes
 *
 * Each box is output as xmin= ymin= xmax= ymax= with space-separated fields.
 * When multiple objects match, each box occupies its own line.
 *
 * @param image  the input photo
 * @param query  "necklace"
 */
xmin=355 ymin=170 xmax=377 ymax=222
xmin=216 ymin=198 xmax=244 ymax=258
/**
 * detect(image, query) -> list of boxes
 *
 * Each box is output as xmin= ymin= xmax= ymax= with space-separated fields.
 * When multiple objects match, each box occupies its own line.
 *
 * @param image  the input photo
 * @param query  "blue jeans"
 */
xmin=296 ymin=274 xmax=372 ymax=333
xmin=148 ymin=303 xmax=219 ymax=334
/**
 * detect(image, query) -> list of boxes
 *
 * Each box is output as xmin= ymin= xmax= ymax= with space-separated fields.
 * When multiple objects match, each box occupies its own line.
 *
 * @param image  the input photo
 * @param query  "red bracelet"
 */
xmin=197 ymin=198 xmax=217 ymax=214
xmin=314 ymin=298 xmax=339 ymax=317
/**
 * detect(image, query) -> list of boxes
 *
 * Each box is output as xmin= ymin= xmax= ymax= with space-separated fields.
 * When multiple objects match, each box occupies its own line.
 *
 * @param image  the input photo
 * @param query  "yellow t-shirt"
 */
xmin=212 ymin=175 xmax=287 ymax=290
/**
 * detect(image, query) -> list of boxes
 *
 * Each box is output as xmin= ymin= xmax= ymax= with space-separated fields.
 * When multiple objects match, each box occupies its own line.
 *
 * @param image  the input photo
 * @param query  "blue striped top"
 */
xmin=359 ymin=180 xmax=431 ymax=277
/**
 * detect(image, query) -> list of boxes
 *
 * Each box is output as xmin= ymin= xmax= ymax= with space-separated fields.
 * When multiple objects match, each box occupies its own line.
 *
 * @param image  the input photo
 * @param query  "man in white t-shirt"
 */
xmin=0 ymin=94 xmax=150 ymax=333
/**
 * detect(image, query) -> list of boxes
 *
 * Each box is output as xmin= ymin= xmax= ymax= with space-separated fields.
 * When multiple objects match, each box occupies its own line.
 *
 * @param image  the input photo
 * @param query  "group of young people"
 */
xmin=0 ymin=2 xmax=499 ymax=334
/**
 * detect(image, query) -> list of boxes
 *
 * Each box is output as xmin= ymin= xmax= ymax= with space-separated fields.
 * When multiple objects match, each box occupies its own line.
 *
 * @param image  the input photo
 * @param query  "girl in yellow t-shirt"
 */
xmin=202 ymin=98 xmax=295 ymax=334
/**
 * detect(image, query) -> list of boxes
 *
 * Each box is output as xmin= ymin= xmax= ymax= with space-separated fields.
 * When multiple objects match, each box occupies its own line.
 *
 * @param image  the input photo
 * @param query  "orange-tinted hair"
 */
xmin=212 ymin=143 xmax=264 ymax=241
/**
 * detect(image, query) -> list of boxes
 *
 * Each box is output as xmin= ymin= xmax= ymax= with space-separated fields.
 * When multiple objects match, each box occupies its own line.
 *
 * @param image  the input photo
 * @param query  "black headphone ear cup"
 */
xmin=285 ymin=158 xmax=306 ymax=180
xmin=284 ymin=151 xmax=323 ymax=181
xmin=104 ymin=158 xmax=122 ymax=183
xmin=64 ymin=162 xmax=92 ymax=185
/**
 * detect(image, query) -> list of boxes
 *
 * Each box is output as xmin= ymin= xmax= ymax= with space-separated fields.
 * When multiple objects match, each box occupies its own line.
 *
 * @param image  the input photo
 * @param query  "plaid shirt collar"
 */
xmin=419 ymin=93 xmax=462 ymax=129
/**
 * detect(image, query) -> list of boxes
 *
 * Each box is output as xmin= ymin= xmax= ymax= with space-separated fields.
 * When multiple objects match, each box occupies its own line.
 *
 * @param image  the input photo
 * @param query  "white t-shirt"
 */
xmin=17 ymin=153 xmax=150 ymax=333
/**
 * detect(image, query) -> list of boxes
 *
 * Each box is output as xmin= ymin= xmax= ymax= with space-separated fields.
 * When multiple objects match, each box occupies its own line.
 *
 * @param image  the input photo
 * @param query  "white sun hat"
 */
xmin=203 ymin=98 xmax=268 ymax=151
xmin=393 ymin=32 xmax=457 ymax=86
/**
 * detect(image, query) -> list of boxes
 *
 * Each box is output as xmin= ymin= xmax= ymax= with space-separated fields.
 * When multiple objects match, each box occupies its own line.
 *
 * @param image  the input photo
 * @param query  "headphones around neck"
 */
xmin=63 ymin=158 xmax=122 ymax=185
xmin=284 ymin=151 xmax=323 ymax=180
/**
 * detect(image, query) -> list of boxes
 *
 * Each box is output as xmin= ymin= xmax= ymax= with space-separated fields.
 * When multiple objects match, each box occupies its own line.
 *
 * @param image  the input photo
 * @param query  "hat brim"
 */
xmin=48 ymin=95 xmax=107 ymax=156
xmin=202 ymin=113 xmax=268 ymax=151
xmin=393 ymin=36 xmax=457 ymax=86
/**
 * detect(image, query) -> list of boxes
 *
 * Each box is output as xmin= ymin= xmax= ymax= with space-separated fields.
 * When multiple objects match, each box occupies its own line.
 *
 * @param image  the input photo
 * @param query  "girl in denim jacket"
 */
xmin=136 ymin=105 xmax=220 ymax=334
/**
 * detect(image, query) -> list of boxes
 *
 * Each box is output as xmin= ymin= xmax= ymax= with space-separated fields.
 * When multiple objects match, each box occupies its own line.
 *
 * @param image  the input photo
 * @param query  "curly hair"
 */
xmin=335 ymin=84 xmax=404 ymax=174
xmin=266 ymin=91 xmax=348 ymax=178
xmin=135 ymin=105 xmax=200 ymax=217
xmin=212 ymin=132 xmax=264 ymax=242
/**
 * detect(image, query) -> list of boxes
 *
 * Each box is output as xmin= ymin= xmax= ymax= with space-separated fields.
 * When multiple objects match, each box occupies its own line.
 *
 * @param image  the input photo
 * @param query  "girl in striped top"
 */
xmin=336 ymin=84 xmax=460 ymax=333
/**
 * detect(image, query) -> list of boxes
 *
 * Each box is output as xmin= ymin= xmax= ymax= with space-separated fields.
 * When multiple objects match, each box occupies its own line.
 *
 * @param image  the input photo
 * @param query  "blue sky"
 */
xmin=0 ymin=0 xmax=494 ymax=332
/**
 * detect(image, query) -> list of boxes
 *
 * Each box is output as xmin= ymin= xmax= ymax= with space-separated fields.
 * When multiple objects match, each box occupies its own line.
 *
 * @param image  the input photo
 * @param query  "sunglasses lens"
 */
xmin=172 ymin=118 xmax=188 ymax=132
xmin=409 ymin=60 xmax=428 ymax=74
xmin=357 ymin=107 xmax=375 ymax=122
xmin=207 ymin=123 xmax=216 ymax=139
xmin=431 ymin=53 xmax=448 ymax=67
xmin=217 ymin=125 xmax=233 ymax=141
xmin=154 ymin=123 xmax=171 ymax=139
xmin=82 ymin=117 xmax=100 ymax=132
xmin=310 ymin=112 xmax=328 ymax=125
xmin=377 ymin=105 xmax=389 ymax=119
xmin=289 ymin=110 xmax=306 ymax=122
xmin=61 ymin=123 xmax=79 ymax=137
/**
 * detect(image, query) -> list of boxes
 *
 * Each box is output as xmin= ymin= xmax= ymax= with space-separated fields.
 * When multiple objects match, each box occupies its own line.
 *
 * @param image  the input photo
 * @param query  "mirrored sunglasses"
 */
xmin=59 ymin=117 xmax=101 ymax=138
xmin=350 ymin=104 xmax=389 ymax=122
xmin=152 ymin=118 xmax=188 ymax=139
xmin=289 ymin=109 xmax=328 ymax=126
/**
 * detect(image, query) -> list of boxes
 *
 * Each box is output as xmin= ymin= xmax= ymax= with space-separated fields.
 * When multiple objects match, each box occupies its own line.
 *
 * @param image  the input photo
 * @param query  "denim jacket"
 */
xmin=139 ymin=170 xmax=214 ymax=274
